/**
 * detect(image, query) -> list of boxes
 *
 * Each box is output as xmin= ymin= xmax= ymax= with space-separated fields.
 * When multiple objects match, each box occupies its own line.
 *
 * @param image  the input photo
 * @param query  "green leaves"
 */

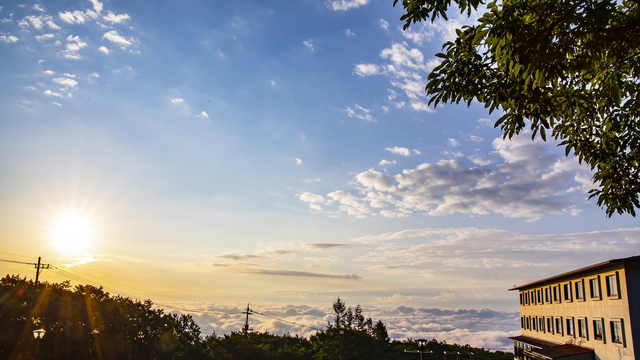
xmin=396 ymin=0 xmax=640 ymax=217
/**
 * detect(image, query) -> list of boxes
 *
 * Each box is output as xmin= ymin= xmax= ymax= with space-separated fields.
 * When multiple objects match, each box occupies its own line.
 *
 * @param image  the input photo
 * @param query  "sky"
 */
xmin=0 ymin=0 xmax=638 ymax=351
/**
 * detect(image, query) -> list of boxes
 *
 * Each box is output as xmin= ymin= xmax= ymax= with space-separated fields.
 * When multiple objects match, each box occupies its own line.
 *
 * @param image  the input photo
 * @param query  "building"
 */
xmin=509 ymin=255 xmax=640 ymax=360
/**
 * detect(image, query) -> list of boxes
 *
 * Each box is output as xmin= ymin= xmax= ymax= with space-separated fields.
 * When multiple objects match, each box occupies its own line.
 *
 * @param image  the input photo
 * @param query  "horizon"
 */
xmin=1 ymin=0 xmax=638 ymax=352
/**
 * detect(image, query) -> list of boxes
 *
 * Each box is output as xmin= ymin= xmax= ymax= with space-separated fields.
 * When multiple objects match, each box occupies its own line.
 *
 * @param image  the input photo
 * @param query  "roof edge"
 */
xmin=508 ymin=255 xmax=640 ymax=291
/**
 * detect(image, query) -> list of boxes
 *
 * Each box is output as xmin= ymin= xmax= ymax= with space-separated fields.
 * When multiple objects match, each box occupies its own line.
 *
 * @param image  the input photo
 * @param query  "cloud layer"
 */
xmin=301 ymin=133 xmax=594 ymax=219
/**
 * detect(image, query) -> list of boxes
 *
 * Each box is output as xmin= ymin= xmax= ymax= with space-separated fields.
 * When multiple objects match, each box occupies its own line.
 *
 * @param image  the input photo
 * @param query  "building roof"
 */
xmin=510 ymin=335 xmax=594 ymax=359
xmin=508 ymin=255 xmax=640 ymax=291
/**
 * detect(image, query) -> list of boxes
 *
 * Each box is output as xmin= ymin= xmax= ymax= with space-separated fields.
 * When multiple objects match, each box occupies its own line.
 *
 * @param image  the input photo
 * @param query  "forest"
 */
xmin=0 ymin=275 xmax=513 ymax=360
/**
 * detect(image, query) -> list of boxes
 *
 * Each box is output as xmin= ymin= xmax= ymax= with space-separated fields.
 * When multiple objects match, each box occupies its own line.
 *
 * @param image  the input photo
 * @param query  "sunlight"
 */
xmin=49 ymin=213 xmax=95 ymax=256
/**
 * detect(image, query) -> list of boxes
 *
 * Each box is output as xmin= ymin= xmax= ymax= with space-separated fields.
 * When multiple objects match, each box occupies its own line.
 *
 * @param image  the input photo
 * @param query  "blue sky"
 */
xmin=1 ymin=0 xmax=638 ymax=349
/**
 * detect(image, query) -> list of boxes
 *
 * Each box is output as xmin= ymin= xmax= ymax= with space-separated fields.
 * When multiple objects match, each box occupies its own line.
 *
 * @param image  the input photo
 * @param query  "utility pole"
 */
xmin=242 ymin=303 xmax=252 ymax=336
xmin=34 ymin=257 xmax=50 ymax=284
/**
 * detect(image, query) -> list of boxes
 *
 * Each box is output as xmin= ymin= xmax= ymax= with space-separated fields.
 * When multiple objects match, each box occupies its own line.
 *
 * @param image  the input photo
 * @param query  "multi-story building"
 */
xmin=509 ymin=255 xmax=639 ymax=360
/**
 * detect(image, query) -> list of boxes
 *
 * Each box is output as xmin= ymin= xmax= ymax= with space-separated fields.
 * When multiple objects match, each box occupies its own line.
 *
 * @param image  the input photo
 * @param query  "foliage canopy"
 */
xmin=394 ymin=0 xmax=640 ymax=216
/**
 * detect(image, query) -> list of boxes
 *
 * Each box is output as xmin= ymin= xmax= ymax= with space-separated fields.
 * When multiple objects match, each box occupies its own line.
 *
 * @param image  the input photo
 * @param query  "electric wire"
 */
xmin=0 ymin=258 xmax=35 ymax=265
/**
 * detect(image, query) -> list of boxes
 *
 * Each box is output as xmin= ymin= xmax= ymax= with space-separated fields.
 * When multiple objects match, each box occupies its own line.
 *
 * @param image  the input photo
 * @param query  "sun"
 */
xmin=49 ymin=213 xmax=95 ymax=255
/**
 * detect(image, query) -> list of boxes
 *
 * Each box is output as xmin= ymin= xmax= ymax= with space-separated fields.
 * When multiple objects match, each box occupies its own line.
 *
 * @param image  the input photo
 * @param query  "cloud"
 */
xmin=42 ymin=70 xmax=55 ymax=76
xmin=171 ymin=98 xmax=185 ymax=104
xmin=52 ymin=76 xmax=78 ymax=88
xmin=379 ymin=159 xmax=397 ymax=166
xmin=354 ymin=63 xmax=383 ymax=76
xmin=448 ymin=138 xmax=460 ymax=147
xmin=89 ymin=0 xmax=104 ymax=14
xmin=384 ymin=146 xmax=411 ymax=157
xmin=345 ymin=29 xmax=356 ymax=37
xmin=470 ymin=135 xmax=483 ymax=142
xmin=295 ymin=158 xmax=302 ymax=165
xmin=197 ymin=111 xmax=209 ymax=119
xmin=351 ymin=42 xmax=442 ymax=112
xmin=379 ymin=19 xmax=389 ymax=31
xmin=246 ymin=269 xmax=362 ymax=280
xmin=327 ymin=0 xmax=370 ymax=11
xmin=0 ymin=35 xmax=18 ymax=43
xmin=102 ymin=30 xmax=133 ymax=48
xmin=62 ymin=35 xmax=88 ymax=59
xmin=301 ymin=133 xmax=597 ymax=219
xmin=44 ymin=90 xmax=63 ymax=97
xmin=218 ymin=254 xmax=260 ymax=261
xmin=98 ymin=46 xmax=110 ymax=54
xmin=478 ymin=118 xmax=494 ymax=126
xmin=303 ymin=40 xmax=314 ymax=51
xmin=103 ymin=12 xmax=130 ymax=24
xmin=59 ymin=10 xmax=91 ymax=24
xmin=33 ymin=4 xmax=46 ymax=12
xmin=305 ymin=243 xmax=349 ymax=249
xmin=35 ymin=34 xmax=54 ymax=41
xmin=344 ymin=104 xmax=373 ymax=122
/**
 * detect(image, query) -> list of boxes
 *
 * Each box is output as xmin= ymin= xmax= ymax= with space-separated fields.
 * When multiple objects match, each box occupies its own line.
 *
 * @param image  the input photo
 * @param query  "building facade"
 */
xmin=509 ymin=255 xmax=639 ymax=360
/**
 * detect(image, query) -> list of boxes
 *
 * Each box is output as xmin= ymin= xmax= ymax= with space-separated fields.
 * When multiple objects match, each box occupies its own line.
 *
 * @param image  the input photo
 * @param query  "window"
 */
xmin=525 ymin=292 xmax=530 ymax=305
xmin=531 ymin=290 xmax=536 ymax=304
xmin=526 ymin=317 xmax=531 ymax=330
xmin=537 ymin=289 xmax=542 ymax=303
xmin=606 ymin=273 xmax=619 ymax=297
xmin=520 ymin=292 xmax=523 ymax=305
xmin=566 ymin=317 xmax=575 ymax=337
xmin=578 ymin=318 xmax=588 ymax=339
xmin=575 ymin=280 xmax=585 ymax=300
xmin=533 ymin=316 xmax=537 ymax=331
xmin=545 ymin=287 xmax=551 ymax=303
xmin=611 ymin=320 xmax=623 ymax=344
xmin=521 ymin=316 xmax=526 ymax=329
xmin=547 ymin=317 xmax=554 ymax=334
xmin=590 ymin=277 xmax=600 ymax=299
xmin=593 ymin=319 xmax=604 ymax=341
xmin=553 ymin=285 xmax=561 ymax=302
xmin=563 ymin=282 xmax=572 ymax=301
xmin=555 ymin=317 xmax=563 ymax=335
xmin=539 ymin=317 xmax=545 ymax=333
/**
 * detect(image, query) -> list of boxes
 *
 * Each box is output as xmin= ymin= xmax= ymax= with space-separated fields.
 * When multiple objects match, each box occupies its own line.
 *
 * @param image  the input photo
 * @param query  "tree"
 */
xmin=393 ymin=0 xmax=640 ymax=216
xmin=332 ymin=297 xmax=347 ymax=328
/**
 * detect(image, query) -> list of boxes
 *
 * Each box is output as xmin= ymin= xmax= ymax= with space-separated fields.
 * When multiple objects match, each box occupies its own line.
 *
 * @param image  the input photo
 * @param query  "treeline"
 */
xmin=0 ymin=275 xmax=512 ymax=360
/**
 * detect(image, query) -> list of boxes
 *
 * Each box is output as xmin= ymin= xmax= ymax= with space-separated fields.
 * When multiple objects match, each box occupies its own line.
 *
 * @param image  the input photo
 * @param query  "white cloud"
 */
xmin=103 ymin=12 xmax=130 ymax=24
xmin=59 ymin=10 xmax=90 ymax=24
xmin=354 ymin=63 xmax=382 ymax=77
xmin=295 ymin=158 xmax=303 ymax=165
xmin=171 ymin=98 xmax=185 ymax=104
xmin=379 ymin=19 xmax=389 ymax=31
xmin=60 ymin=35 xmax=88 ymax=59
xmin=197 ymin=111 xmax=209 ymax=119
xmin=102 ymin=30 xmax=133 ymax=48
xmin=344 ymin=104 xmax=373 ymax=122
xmin=52 ymin=101 xmax=62 ymax=107
xmin=98 ymin=46 xmax=110 ymax=54
xmin=448 ymin=138 xmax=460 ymax=147
xmin=53 ymin=77 xmax=78 ymax=88
xmin=478 ymin=118 xmax=494 ymax=126
xmin=401 ymin=24 xmax=434 ymax=45
xmin=42 ymin=70 xmax=55 ymax=76
xmin=410 ymin=101 xmax=433 ymax=112
xmin=89 ymin=0 xmax=104 ymax=14
xmin=33 ymin=4 xmax=45 ymax=12
xmin=345 ymin=29 xmax=356 ymax=37
xmin=470 ymin=135 xmax=483 ymax=142
xmin=47 ymin=20 xmax=61 ymax=29
xmin=270 ymin=80 xmax=276 ymax=86
xmin=0 ymin=35 xmax=18 ymax=43
xmin=44 ymin=90 xmax=63 ymax=97
xmin=327 ymin=0 xmax=370 ymax=11
xmin=379 ymin=159 xmax=397 ymax=166
xmin=385 ymin=146 xmax=410 ymax=157
xmin=302 ymin=133 xmax=596 ymax=219
xmin=35 ymin=34 xmax=54 ymax=41
xmin=303 ymin=40 xmax=314 ymax=51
